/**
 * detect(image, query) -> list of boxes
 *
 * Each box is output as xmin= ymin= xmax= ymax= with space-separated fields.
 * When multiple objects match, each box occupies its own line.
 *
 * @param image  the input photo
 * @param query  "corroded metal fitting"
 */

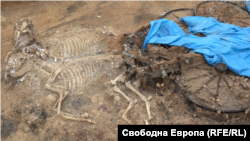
xmin=126 ymin=59 xmax=131 ymax=65
xmin=160 ymin=66 xmax=167 ymax=77
xmin=123 ymin=50 xmax=128 ymax=55
xmin=164 ymin=63 xmax=168 ymax=68
xmin=126 ymin=54 xmax=136 ymax=59
xmin=214 ymin=63 xmax=227 ymax=73
xmin=141 ymin=68 xmax=145 ymax=74
xmin=160 ymin=66 xmax=163 ymax=70
xmin=124 ymin=47 xmax=131 ymax=51
xmin=162 ymin=70 xmax=167 ymax=77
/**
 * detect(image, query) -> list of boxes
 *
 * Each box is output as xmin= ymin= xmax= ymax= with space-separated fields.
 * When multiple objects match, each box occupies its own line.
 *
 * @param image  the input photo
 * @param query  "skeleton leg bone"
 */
xmin=51 ymin=107 xmax=92 ymax=122
xmin=57 ymin=91 xmax=66 ymax=114
xmin=126 ymin=81 xmax=153 ymax=120
xmin=57 ymin=91 xmax=94 ymax=123
xmin=52 ymin=92 xmax=68 ymax=110
xmin=45 ymin=83 xmax=93 ymax=123
xmin=113 ymin=85 xmax=137 ymax=124
xmin=58 ymin=112 xmax=93 ymax=123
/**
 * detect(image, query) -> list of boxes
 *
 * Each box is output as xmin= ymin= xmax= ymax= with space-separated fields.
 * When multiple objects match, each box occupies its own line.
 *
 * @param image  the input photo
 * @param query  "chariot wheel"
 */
xmin=196 ymin=1 xmax=250 ymax=27
xmin=175 ymin=53 xmax=250 ymax=112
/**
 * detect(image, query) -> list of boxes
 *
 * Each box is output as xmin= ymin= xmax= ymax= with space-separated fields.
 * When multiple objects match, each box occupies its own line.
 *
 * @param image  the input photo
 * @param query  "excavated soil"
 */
xmin=1 ymin=1 xmax=250 ymax=141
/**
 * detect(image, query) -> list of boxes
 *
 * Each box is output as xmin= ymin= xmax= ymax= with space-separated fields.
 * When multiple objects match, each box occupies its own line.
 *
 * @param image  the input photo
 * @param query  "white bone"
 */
xmin=126 ymin=81 xmax=152 ymax=120
xmin=113 ymin=85 xmax=137 ymax=124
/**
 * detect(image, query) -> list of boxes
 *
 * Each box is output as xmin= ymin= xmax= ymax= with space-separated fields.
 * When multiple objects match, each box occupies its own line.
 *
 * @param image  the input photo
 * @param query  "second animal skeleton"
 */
xmin=45 ymin=55 xmax=120 ymax=123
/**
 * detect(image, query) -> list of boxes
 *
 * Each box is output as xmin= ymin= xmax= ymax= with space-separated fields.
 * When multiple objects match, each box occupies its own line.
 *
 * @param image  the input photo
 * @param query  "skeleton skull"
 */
xmin=5 ymin=53 xmax=26 ymax=81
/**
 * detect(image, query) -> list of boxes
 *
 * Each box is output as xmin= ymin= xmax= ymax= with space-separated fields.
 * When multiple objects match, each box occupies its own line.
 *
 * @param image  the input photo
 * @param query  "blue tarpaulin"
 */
xmin=246 ymin=1 xmax=250 ymax=12
xmin=142 ymin=16 xmax=250 ymax=77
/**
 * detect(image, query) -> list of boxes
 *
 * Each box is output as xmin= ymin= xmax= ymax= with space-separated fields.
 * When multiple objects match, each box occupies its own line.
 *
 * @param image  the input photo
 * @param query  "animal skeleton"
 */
xmin=45 ymin=55 xmax=120 ymax=123
xmin=4 ymin=19 xmax=117 ymax=123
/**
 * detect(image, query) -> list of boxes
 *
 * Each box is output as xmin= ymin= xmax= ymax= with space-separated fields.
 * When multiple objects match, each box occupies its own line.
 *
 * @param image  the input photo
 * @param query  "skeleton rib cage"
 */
xmin=47 ymin=55 xmax=117 ymax=94
xmin=45 ymin=28 xmax=101 ymax=58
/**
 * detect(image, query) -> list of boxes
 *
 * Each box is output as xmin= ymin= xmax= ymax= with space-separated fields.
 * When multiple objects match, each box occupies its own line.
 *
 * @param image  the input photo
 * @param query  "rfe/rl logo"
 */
xmin=210 ymin=129 xmax=244 ymax=136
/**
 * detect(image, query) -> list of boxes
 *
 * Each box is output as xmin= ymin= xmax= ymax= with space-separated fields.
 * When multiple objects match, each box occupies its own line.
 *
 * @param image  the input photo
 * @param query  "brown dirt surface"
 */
xmin=1 ymin=1 xmax=250 ymax=141
xmin=196 ymin=1 xmax=250 ymax=27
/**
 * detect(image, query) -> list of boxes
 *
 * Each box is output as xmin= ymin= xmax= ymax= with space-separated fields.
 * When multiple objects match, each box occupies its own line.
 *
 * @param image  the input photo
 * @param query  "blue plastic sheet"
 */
xmin=245 ymin=1 xmax=250 ymax=12
xmin=142 ymin=16 xmax=250 ymax=77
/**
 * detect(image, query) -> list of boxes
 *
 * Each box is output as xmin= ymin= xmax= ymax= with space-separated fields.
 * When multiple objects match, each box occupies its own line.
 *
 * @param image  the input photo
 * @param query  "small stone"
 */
xmin=98 ymin=96 xmax=104 ymax=102
xmin=234 ymin=83 xmax=239 ymax=86
xmin=244 ymin=78 xmax=248 ymax=82
xmin=83 ymin=113 xmax=89 ymax=117
xmin=114 ymin=96 xmax=120 ymax=102
xmin=91 ymin=95 xmax=98 ymax=104
xmin=156 ymin=83 xmax=160 ymax=88
xmin=107 ymin=26 xmax=117 ymax=36
xmin=46 ymin=94 xmax=57 ymax=104
xmin=23 ymin=126 xmax=30 ymax=132
xmin=225 ymin=114 xmax=229 ymax=119
xmin=217 ymin=110 xmax=221 ymax=114
xmin=168 ymin=108 xmax=173 ymax=112
xmin=245 ymin=108 xmax=250 ymax=115
xmin=185 ymin=59 xmax=190 ymax=64
xmin=133 ymin=80 xmax=141 ymax=88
